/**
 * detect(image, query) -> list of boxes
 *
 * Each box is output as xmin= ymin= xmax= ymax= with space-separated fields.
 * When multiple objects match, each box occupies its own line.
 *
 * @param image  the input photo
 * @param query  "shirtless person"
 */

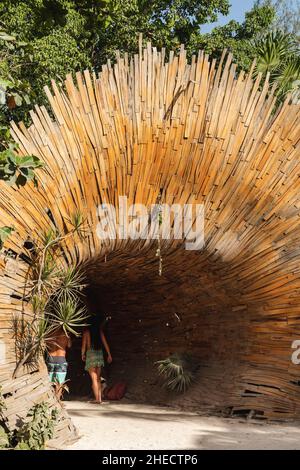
xmin=46 ymin=327 xmax=71 ymax=398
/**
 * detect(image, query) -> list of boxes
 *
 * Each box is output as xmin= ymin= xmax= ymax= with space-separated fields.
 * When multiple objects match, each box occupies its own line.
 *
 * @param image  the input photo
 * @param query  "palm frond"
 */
xmin=155 ymin=353 xmax=197 ymax=393
xmin=252 ymin=31 xmax=298 ymax=75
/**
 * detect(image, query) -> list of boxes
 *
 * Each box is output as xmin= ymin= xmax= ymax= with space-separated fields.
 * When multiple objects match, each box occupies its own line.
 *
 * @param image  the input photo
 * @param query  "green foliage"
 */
xmin=1 ymin=0 xmax=298 ymax=123
xmin=155 ymin=353 xmax=197 ymax=393
xmin=0 ymin=143 xmax=43 ymax=187
xmin=252 ymin=31 xmax=300 ymax=100
xmin=0 ymin=386 xmax=11 ymax=449
xmin=13 ymin=215 xmax=88 ymax=374
xmin=0 ymin=1 xmax=230 ymax=116
xmin=0 ymin=26 xmax=32 ymax=149
xmin=0 ymin=425 xmax=10 ymax=449
xmin=53 ymin=379 xmax=70 ymax=400
xmin=49 ymin=297 xmax=88 ymax=337
xmin=190 ymin=3 xmax=277 ymax=71
xmin=15 ymin=402 xmax=58 ymax=450
xmin=0 ymin=225 xmax=14 ymax=250
xmin=56 ymin=266 xmax=87 ymax=303
xmin=12 ymin=315 xmax=57 ymax=366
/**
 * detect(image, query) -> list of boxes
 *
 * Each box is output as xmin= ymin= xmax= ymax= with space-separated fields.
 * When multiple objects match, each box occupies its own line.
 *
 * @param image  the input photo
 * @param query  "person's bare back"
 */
xmin=47 ymin=327 xmax=71 ymax=357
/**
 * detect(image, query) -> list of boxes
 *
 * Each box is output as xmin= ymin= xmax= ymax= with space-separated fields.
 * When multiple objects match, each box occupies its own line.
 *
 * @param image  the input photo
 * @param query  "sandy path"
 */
xmin=64 ymin=400 xmax=300 ymax=450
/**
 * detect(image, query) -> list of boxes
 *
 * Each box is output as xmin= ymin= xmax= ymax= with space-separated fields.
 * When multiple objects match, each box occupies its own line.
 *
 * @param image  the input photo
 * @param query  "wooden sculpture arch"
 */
xmin=0 ymin=42 xmax=300 ymax=430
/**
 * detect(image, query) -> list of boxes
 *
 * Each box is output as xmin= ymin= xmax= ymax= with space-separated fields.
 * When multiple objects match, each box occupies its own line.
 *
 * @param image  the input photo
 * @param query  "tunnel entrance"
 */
xmin=66 ymin=245 xmax=253 ymax=416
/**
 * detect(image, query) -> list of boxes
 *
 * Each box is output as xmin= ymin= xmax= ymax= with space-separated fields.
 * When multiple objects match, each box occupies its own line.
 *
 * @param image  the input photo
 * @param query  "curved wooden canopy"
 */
xmin=1 ymin=43 xmax=300 ymax=420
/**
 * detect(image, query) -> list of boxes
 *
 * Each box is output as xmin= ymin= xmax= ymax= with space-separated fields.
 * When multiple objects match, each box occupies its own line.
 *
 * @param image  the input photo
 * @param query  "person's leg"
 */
xmin=96 ymin=367 xmax=102 ymax=403
xmin=88 ymin=367 xmax=100 ymax=402
xmin=47 ymin=363 xmax=55 ymax=383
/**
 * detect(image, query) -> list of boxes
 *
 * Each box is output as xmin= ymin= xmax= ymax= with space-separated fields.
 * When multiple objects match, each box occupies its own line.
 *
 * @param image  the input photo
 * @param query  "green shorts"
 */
xmin=47 ymin=356 xmax=68 ymax=384
xmin=85 ymin=349 xmax=104 ymax=371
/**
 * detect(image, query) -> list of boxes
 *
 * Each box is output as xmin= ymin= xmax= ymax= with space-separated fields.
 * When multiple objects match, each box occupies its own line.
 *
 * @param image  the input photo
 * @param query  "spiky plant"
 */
xmin=49 ymin=297 xmax=88 ymax=337
xmin=253 ymin=31 xmax=297 ymax=74
xmin=67 ymin=209 xmax=88 ymax=239
xmin=275 ymin=55 xmax=300 ymax=100
xmin=252 ymin=30 xmax=300 ymax=100
xmin=13 ymin=211 xmax=89 ymax=373
xmin=155 ymin=353 xmax=197 ymax=393
xmin=12 ymin=316 xmax=57 ymax=377
xmin=55 ymin=266 xmax=87 ymax=303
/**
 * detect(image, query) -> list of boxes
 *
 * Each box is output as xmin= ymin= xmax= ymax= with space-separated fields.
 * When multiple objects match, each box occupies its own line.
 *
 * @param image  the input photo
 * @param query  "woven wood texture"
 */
xmin=0 ymin=43 xmax=300 ymax=420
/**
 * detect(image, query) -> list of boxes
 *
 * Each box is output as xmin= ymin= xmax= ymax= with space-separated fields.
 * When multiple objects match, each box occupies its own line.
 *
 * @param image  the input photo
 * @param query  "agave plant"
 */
xmin=49 ymin=297 xmax=88 ymax=337
xmin=155 ymin=353 xmax=197 ymax=393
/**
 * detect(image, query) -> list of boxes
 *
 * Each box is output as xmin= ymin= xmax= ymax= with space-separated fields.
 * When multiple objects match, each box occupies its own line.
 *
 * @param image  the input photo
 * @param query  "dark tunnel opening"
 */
xmin=65 ymin=246 xmax=253 ymax=415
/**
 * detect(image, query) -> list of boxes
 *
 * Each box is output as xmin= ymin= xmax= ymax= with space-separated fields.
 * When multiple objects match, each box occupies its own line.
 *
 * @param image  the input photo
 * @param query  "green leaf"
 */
xmin=6 ymin=174 xmax=17 ymax=186
xmin=12 ymin=93 xmax=22 ymax=107
xmin=0 ymin=425 xmax=9 ymax=449
xmin=0 ymin=78 xmax=14 ymax=90
xmin=0 ymin=32 xmax=16 ymax=42
xmin=23 ymin=94 xmax=31 ymax=105
xmin=0 ymin=226 xmax=14 ymax=249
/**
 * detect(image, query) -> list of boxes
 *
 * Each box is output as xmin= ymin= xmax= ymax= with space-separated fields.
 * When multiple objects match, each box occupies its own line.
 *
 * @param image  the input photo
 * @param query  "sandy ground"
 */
xmin=64 ymin=400 xmax=300 ymax=450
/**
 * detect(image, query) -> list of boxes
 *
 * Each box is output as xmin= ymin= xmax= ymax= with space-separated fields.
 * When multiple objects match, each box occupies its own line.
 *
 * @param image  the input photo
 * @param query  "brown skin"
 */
xmin=81 ymin=329 xmax=112 ymax=403
xmin=47 ymin=327 xmax=72 ymax=356
xmin=46 ymin=327 xmax=71 ymax=399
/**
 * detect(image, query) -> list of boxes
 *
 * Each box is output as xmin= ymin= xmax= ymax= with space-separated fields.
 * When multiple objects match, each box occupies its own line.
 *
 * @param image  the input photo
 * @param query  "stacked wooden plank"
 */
xmin=0 ymin=43 xmax=300 ymax=423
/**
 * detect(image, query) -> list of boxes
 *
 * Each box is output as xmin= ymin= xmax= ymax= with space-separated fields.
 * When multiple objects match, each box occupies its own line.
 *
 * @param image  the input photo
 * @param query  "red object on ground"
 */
xmin=104 ymin=382 xmax=127 ymax=400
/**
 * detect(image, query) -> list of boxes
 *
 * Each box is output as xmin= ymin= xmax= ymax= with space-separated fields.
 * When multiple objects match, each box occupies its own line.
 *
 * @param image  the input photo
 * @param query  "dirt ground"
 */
xmin=64 ymin=400 xmax=300 ymax=450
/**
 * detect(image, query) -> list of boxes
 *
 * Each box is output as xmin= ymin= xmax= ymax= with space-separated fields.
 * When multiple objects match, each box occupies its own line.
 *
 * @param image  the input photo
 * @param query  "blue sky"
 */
xmin=201 ymin=0 xmax=256 ymax=33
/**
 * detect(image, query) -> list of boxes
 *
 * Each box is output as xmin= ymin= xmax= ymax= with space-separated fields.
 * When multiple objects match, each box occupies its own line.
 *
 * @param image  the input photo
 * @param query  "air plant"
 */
xmin=155 ymin=353 xmax=197 ymax=393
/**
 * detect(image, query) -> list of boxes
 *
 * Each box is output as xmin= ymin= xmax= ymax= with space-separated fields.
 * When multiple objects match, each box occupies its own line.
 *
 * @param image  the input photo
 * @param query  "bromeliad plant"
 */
xmin=155 ymin=353 xmax=198 ymax=393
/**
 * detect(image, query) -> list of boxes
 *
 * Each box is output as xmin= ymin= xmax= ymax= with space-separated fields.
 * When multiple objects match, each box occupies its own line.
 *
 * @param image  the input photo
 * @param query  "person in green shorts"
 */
xmin=81 ymin=315 xmax=112 ymax=404
xmin=46 ymin=326 xmax=72 ymax=399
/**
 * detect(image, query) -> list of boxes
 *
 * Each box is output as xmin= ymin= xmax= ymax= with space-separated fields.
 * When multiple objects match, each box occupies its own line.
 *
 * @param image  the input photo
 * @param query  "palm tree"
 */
xmin=252 ymin=30 xmax=300 ymax=102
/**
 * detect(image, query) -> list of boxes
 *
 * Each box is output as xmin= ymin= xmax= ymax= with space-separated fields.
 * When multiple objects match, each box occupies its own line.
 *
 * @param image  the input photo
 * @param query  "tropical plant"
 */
xmin=0 ymin=143 xmax=43 ymax=187
xmin=0 ymin=390 xmax=58 ymax=449
xmin=155 ymin=353 xmax=198 ymax=393
xmin=12 ymin=315 xmax=57 ymax=376
xmin=11 ymin=209 xmax=89 ymax=377
xmin=252 ymin=30 xmax=300 ymax=101
xmin=52 ymin=379 xmax=70 ymax=401
xmin=55 ymin=266 xmax=87 ymax=303
xmin=0 ymin=225 xmax=14 ymax=250
xmin=0 ymin=424 xmax=9 ymax=449
xmin=49 ymin=297 xmax=88 ymax=337
xmin=14 ymin=402 xmax=58 ymax=450
xmin=0 ymin=386 xmax=11 ymax=449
